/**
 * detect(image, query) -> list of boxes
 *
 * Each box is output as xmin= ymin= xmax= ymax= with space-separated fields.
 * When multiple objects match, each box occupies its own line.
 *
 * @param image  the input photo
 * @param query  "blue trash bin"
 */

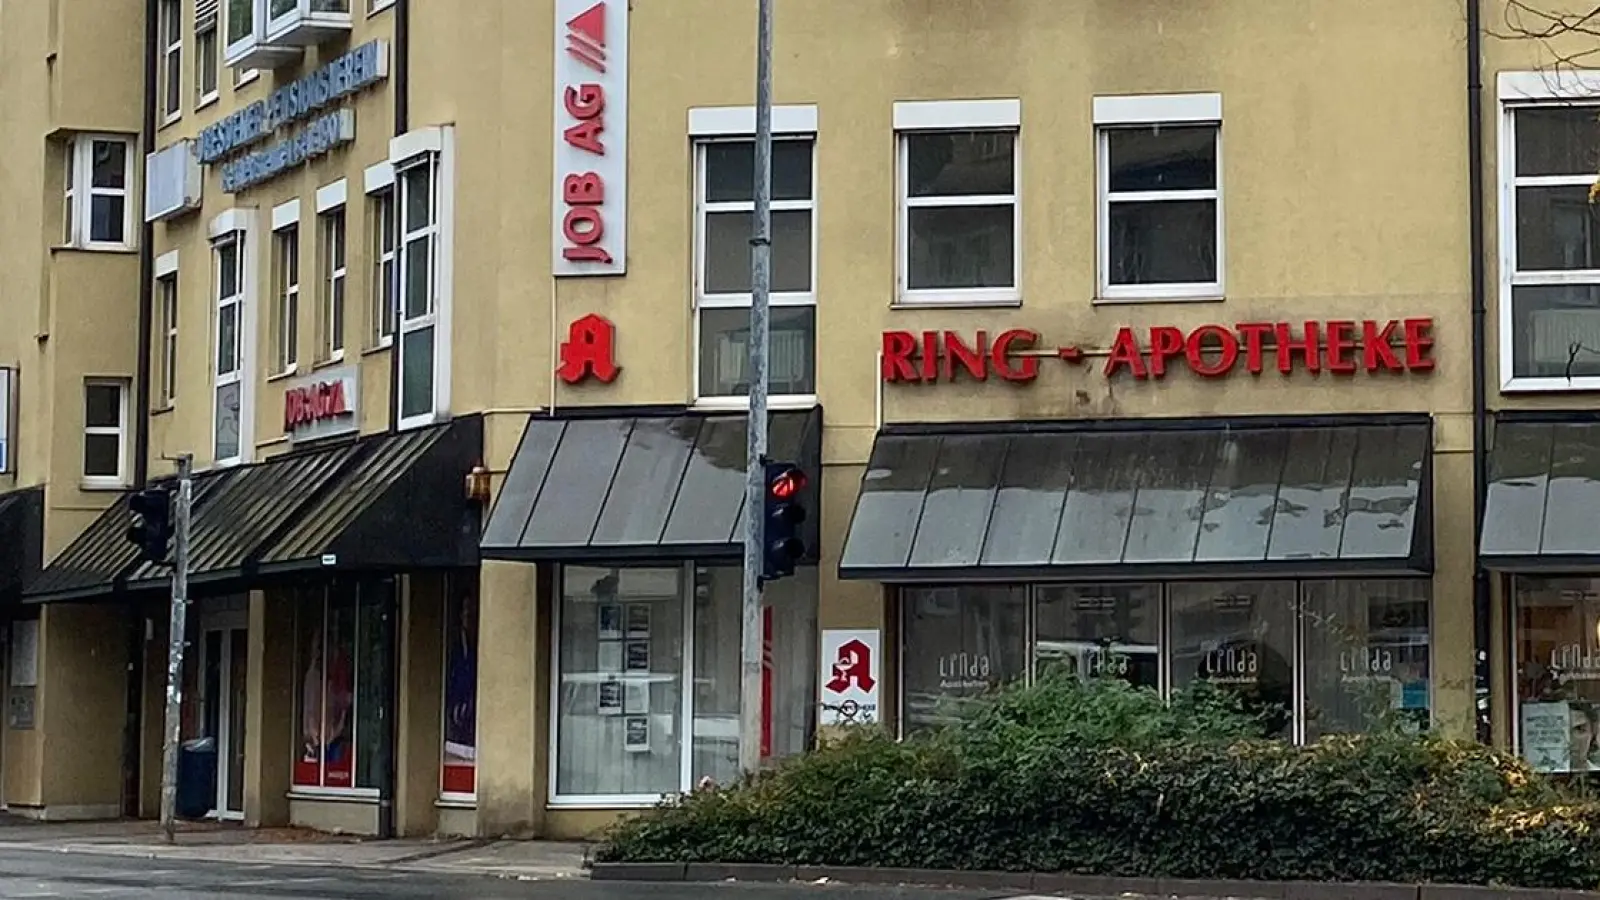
xmin=176 ymin=737 xmax=217 ymax=820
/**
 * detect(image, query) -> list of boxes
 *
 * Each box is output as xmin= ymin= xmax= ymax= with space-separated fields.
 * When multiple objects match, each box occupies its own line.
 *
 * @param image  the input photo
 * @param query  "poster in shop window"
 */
xmin=442 ymin=587 xmax=479 ymax=795
xmin=299 ymin=622 xmax=357 ymax=788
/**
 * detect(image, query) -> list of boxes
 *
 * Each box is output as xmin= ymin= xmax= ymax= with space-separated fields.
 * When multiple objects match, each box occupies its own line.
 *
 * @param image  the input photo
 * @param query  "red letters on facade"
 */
xmin=283 ymin=379 xmax=352 ymax=431
xmin=881 ymin=319 xmax=1436 ymax=384
xmin=557 ymin=313 xmax=621 ymax=384
xmin=558 ymin=2 xmax=613 ymax=266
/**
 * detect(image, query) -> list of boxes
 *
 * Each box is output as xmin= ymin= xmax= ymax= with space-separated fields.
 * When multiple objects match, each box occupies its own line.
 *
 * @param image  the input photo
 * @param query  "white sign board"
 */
xmin=0 ymin=366 xmax=12 ymax=474
xmin=819 ymin=629 xmax=881 ymax=726
xmin=281 ymin=364 xmax=359 ymax=443
xmin=552 ymin=0 xmax=628 ymax=276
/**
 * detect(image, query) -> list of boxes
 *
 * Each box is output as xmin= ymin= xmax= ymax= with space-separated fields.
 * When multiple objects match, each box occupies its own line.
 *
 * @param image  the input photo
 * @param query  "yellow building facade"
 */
xmin=3 ymin=0 xmax=1600 ymax=837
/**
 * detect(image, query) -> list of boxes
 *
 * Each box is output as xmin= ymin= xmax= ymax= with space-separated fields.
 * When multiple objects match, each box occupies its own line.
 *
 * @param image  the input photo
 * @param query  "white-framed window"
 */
xmin=894 ymin=100 xmax=1020 ymax=307
xmin=158 ymin=272 xmax=179 ymax=408
xmin=1498 ymin=71 xmax=1600 ymax=391
xmin=394 ymin=129 xmax=451 ymax=428
xmin=1094 ymin=93 xmax=1224 ymax=303
xmin=82 ymin=378 xmax=130 ymax=488
xmin=550 ymin=564 xmax=817 ymax=806
xmin=369 ymin=186 xmax=396 ymax=348
xmin=318 ymin=207 xmax=347 ymax=362
xmin=64 ymin=135 xmax=135 ymax=250
xmin=272 ymin=223 xmax=300 ymax=375
xmin=691 ymin=107 xmax=816 ymax=406
xmin=233 ymin=66 xmax=259 ymax=88
xmin=213 ymin=231 xmax=245 ymax=464
xmin=196 ymin=0 xmax=220 ymax=105
xmin=160 ymin=0 xmax=183 ymax=121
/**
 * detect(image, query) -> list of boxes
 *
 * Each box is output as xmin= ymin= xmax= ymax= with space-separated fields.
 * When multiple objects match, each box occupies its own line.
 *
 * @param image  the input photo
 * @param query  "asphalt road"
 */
xmin=0 ymin=847 xmax=1019 ymax=900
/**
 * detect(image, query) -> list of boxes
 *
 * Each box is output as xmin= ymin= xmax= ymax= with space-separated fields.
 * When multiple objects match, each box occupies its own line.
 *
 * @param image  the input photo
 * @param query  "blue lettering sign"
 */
xmin=221 ymin=110 xmax=355 ymax=193
xmin=198 ymin=40 xmax=387 ymax=165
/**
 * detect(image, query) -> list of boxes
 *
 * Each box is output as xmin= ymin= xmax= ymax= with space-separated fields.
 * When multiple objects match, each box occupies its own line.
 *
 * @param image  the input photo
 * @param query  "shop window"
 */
xmin=1094 ymin=93 xmax=1223 ymax=302
xmin=900 ymin=586 xmax=1028 ymax=732
xmin=1501 ymin=101 xmax=1600 ymax=386
xmin=900 ymin=579 xmax=1432 ymax=743
xmin=896 ymin=123 xmax=1019 ymax=303
xmin=552 ymin=564 xmax=816 ymax=804
xmin=1300 ymin=579 xmax=1431 ymax=741
xmin=441 ymin=579 xmax=478 ymax=799
xmin=64 ymin=135 xmax=135 ymax=250
xmin=293 ymin=584 xmax=390 ymax=792
xmin=693 ymin=136 xmax=816 ymax=403
xmin=1514 ymin=576 xmax=1600 ymax=773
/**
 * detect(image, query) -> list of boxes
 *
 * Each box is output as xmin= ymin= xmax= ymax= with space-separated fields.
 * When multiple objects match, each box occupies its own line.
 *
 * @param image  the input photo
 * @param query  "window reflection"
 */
xmin=1035 ymin=584 xmax=1159 ymax=689
xmin=1515 ymin=576 xmax=1600 ymax=774
xmin=1169 ymin=581 xmax=1296 ymax=739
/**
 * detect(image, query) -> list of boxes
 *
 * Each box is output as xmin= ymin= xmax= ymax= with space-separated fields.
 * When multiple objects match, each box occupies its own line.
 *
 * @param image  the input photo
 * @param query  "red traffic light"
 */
xmin=768 ymin=467 xmax=807 ymax=500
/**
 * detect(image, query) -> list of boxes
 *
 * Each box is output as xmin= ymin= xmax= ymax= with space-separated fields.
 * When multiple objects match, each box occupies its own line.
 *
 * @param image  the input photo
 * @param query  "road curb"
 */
xmin=587 ymin=862 xmax=1600 ymax=899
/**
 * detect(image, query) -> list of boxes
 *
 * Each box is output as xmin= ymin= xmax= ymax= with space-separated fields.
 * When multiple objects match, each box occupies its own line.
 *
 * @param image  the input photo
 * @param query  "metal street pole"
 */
xmin=740 ymin=0 xmax=775 ymax=777
xmin=158 ymin=453 xmax=192 ymax=843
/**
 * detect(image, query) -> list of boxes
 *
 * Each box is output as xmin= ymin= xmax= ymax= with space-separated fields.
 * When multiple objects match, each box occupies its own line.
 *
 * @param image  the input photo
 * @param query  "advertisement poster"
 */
xmin=819 ymin=629 xmax=881 ymax=726
xmin=1521 ymin=701 xmax=1599 ymax=774
xmin=298 ymin=623 xmax=356 ymax=788
xmin=442 ymin=587 xmax=479 ymax=795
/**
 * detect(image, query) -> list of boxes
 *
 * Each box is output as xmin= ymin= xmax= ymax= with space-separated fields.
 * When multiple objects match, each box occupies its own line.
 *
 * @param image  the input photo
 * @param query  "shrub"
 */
xmin=596 ymin=676 xmax=1600 ymax=889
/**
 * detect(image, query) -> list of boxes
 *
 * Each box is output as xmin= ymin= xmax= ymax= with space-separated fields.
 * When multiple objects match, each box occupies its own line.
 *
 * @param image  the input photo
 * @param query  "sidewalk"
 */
xmin=0 ymin=817 xmax=590 ymax=881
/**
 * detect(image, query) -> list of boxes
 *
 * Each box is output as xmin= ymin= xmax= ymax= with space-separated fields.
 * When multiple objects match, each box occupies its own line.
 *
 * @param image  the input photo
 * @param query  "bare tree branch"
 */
xmin=1487 ymin=2 xmax=1600 ymax=72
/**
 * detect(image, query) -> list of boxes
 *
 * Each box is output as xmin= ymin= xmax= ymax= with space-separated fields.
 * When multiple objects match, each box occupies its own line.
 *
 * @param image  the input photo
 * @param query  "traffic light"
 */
xmin=126 ymin=487 xmax=172 ymax=565
xmin=761 ymin=461 xmax=808 ymax=583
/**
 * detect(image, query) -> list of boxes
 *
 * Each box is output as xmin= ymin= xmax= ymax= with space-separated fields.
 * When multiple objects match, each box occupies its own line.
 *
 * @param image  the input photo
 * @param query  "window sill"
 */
xmin=159 ymin=111 xmax=182 ymax=130
xmin=149 ymin=404 xmax=175 ymax=418
xmin=692 ymin=394 xmax=819 ymax=412
xmin=234 ymin=70 xmax=261 ymax=90
xmin=435 ymin=795 xmax=476 ymax=810
xmin=312 ymin=353 xmax=347 ymax=371
xmin=893 ymin=290 xmax=1021 ymax=309
xmin=196 ymin=92 xmax=220 ymax=112
xmin=287 ymin=789 xmax=379 ymax=804
xmin=361 ymin=340 xmax=393 ymax=357
xmin=51 ymin=243 xmax=137 ymax=256
xmin=368 ymin=0 xmax=395 ymax=14
xmin=1094 ymin=288 xmax=1225 ymax=305
xmin=79 ymin=479 xmax=128 ymax=492
xmin=1500 ymin=375 xmax=1600 ymax=393
xmin=547 ymin=797 xmax=665 ymax=810
xmin=266 ymin=366 xmax=299 ymax=383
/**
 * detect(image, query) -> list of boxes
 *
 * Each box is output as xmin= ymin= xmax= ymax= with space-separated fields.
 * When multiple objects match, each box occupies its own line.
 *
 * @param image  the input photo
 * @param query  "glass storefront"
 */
xmin=291 ymin=581 xmax=391 ymax=793
xmin=1514 ymin=575 xmax=1600 ymax=774
xmin=901 ymin=579 xmax=1432 ymax=742
xmin=551 ymin=563 xmax=818 ymax=804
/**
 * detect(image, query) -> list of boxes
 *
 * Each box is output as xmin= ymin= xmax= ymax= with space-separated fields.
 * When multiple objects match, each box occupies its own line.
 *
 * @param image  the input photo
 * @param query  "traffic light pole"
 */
xmin=158 ymin=453 xmax=192 ymax=843
xmin=739 ymin=0 xmax=775 ymax=778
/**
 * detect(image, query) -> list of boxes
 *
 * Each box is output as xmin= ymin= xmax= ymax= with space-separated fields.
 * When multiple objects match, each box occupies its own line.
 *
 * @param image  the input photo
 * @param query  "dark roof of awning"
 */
xmin=1480 ymin=418 xmax=1600 ymax=570
xmin=481 ymin=405 xmax=823 ymax=563
xmin=25 ymin=416 xmax=482 ymax=603
xmin=839 ymin=416 xmax=1434 ymax=582
xmin=0 ymin=486 xmax=43 ymax=602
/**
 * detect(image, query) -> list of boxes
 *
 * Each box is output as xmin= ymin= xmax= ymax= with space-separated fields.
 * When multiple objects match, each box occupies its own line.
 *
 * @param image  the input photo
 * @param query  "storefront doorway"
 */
xmin=199 ymin=601 xmax=248 ymax=819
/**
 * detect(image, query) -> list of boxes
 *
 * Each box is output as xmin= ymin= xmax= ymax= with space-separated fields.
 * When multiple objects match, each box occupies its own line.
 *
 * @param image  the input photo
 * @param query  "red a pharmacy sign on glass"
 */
xmin=820 ymin=630 xmax=881 ymax=726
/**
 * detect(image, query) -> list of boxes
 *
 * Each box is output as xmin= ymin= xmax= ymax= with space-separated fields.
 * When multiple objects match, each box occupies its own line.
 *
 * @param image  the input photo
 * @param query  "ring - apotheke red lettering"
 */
xmin=283 ymin=379 xmax=351 ymax=430
xmin=881 ymin=318 xmax=1436 ymax=384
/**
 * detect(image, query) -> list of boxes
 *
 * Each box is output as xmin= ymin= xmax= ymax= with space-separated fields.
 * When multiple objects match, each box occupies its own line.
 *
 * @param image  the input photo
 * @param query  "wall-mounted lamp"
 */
xmin=465 ymin=464 xmax=492 ymax=504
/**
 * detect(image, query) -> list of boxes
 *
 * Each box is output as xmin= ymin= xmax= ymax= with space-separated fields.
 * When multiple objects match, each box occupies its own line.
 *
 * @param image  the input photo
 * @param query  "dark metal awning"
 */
xmin=1480 ymin=418 xmax=1600 ymax=571
xmin=839 ymin=416 xmax=1434 ymax=582
xmin=0 ymin=486 xmax=43 ymax=603
xmin=481 ymin=406 xmax=823 ymax=563
xmin=25 ymin=416 xmax=483 ymax=603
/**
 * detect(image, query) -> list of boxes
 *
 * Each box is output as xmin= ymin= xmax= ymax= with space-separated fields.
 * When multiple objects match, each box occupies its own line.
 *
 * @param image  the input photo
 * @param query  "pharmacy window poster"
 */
xmin=442 ymin=584 xmax=479 ymax=796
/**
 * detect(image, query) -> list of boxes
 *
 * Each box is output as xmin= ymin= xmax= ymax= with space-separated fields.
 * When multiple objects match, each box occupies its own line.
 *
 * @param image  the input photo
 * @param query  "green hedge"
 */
xmin=596 ymin=677 xmax=1600 ymax=890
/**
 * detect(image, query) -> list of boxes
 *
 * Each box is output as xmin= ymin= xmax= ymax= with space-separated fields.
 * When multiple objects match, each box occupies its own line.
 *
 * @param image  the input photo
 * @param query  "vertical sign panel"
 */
xmin=819 ymin=629 xmax=881 ymax=727
xmin=0 ymin=367 xmax=13 ymax=474
xmin=552 ymin=0 xmax=628 ymax=276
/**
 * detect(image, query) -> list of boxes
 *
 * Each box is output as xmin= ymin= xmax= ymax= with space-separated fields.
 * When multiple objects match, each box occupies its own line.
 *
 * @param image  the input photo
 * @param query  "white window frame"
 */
xmin=391 ymin=127 xmax=453 ymax=430
xmin=317 ymin=181 xmax=348 ymax=363
xmin=65 ymin=135 xmax=136 ymax=251
xmin=690 ymin=105 xmax=818 ymax=411
xmin=81 ymin=378 xmax=130 ymax=489
xmin=160 ymin=0 xmax=183 ymax=123
xmin=364 ymin=161 xmax=396 ymax=349
xmin=271 ymin=200 xmax=301 ymax=376
xmin=1497 ymin=71 xmax=1600 ymax=392
xmin=210 ymin=208 xmax=255 ymax=467
xmin=155 ymin=249 xmax=180 ymax=408
xmin=195 ymin=1 xmax=220 ymax=108
xmin=892 ymin=99 xmax=1021 ymax=308
xmin=1093 ymin=93 xmax=1225 ymax=304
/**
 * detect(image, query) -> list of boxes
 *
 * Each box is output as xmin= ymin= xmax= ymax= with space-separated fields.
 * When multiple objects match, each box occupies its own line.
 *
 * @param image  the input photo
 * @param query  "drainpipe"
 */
xmin=1467 ymin=0 xmax=1492 ymax=746
xmin=122 ymin=0 xmax=161 ymax=818
xmin=386 ymin=0 xmax=409 ymax=435
xmin=377 ymin=0 xmax=410 ymax=840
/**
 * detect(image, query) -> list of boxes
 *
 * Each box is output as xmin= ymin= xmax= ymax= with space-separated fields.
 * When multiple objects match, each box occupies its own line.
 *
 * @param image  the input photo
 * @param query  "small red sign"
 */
xmin=283 ymin=379 xmax=352 ymax=431
xmin=557 ymin=313 xmax=620 ymax=384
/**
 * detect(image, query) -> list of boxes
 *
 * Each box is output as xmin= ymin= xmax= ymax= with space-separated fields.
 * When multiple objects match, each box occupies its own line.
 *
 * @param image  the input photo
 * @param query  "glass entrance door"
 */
xmin=201 ymin=624 xmax=248 ymax=819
